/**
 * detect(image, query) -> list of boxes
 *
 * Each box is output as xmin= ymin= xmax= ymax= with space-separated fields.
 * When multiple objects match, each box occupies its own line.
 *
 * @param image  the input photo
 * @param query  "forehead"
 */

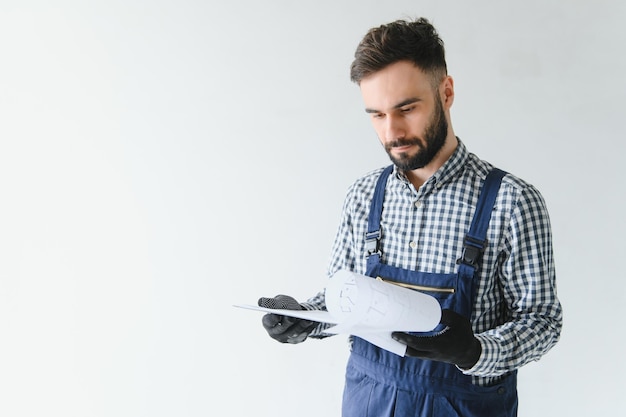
xmin=359 ymin=61 xmax=434 ymax=110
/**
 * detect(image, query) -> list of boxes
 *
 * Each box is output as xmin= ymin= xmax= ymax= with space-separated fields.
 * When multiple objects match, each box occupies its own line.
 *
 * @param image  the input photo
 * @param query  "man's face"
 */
xmin=359 ymin=61 xmax=450 ymax=171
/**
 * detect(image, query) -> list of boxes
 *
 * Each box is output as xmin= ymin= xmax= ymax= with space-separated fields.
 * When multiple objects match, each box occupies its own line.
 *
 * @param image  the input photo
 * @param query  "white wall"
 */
xmin=0 ymin=0 xmax=623 ymax=416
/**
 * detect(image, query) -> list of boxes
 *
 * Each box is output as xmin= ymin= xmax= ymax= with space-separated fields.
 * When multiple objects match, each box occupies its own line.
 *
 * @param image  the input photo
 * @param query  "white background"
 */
xmin=0 ymin=0 xmax=624 ymax=416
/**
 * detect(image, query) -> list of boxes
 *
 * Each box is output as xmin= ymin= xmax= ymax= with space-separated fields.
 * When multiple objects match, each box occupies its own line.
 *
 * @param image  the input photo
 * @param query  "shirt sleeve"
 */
xmin=463 ymin=183 xmax=563 ymax=377
xmin=303 ymin=183 xmax=360 ymax=338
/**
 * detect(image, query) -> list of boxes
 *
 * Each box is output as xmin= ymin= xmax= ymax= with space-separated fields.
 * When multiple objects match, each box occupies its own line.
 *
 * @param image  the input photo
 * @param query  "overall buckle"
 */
xmin=456 ymin=236 xmax=486 ymax=268
xmin=365 ymin=229 xmax=382 ymax=257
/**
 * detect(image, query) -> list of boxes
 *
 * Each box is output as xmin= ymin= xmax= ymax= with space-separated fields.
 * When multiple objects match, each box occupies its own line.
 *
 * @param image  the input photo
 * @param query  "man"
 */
xmin=258 ymin=18 xmax=562 ymax=417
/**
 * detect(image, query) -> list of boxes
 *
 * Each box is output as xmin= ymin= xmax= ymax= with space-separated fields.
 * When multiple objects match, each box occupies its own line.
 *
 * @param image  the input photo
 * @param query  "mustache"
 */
xmin=386 ymin=137 xmax=423 ymax=149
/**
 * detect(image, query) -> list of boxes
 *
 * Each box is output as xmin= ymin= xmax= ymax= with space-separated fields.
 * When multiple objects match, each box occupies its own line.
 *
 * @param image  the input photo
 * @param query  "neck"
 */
xmin=404 ymin=134 xmax=458 ymax=189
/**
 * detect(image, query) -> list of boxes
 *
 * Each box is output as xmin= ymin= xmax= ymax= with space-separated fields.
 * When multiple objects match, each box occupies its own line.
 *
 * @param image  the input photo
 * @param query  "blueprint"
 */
xmin=235 ymin=269 xmax=442 ymax=356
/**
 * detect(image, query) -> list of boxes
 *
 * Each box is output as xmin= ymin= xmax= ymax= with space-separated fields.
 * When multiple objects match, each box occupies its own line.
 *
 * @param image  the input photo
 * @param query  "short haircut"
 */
xmin=350 ymin=18 xmax=447 ymax=87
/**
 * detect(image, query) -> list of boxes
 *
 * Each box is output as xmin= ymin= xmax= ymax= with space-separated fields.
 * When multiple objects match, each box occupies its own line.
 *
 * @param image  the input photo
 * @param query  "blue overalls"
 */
xmin=342 ymin=166 xmax=518 ymax=417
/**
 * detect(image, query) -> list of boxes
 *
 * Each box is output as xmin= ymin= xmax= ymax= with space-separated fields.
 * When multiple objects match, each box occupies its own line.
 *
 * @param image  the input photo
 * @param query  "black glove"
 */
xmin=258 ymin=294 xmax=318 ymax=344
xmin=391 ymin=309 xmax=482 ymax=369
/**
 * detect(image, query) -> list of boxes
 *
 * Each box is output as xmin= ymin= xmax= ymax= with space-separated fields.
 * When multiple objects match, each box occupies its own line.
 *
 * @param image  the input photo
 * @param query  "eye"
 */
xmin=400 ymin=106 xmax=414 ymax=114
xmin=371 ymin=113 xmax=385 ymax=119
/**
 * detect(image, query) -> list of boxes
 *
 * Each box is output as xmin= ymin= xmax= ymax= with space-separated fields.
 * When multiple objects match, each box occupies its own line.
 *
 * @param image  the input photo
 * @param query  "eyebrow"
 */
xmin=365 ymin=97 xmax=421 ymax=114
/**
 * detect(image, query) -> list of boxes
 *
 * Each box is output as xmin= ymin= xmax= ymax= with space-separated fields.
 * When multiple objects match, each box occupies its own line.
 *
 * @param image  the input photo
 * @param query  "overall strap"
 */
xmin=456 ymin=168 xmax=507 ymax=274
xmin=365 ymin=165 xmax=394 ymax=269
xmin=365 ymin=165 xmax=506 ymax=276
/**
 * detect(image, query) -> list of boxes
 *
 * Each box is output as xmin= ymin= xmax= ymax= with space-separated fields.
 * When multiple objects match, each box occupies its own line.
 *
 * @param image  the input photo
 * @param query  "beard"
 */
xmin=384 ymin=95 xmax=448 ymax=171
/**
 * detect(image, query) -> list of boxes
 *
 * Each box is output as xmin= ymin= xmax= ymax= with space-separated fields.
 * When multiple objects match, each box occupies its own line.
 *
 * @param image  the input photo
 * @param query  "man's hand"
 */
xmin=258 ymin=295 xmax=318 ymax=344
xmin=391 ymin=309 xmax=482 ymax=369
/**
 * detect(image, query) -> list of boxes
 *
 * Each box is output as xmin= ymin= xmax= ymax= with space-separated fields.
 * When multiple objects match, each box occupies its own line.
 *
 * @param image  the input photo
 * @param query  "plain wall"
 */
xmin=0 ymin=0 xmax=624 ymax=415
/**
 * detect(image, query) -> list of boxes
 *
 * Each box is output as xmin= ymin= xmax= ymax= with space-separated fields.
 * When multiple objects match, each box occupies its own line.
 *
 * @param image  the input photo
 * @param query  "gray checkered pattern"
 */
xmin=303 ymin=139 xmax=562 ymax=387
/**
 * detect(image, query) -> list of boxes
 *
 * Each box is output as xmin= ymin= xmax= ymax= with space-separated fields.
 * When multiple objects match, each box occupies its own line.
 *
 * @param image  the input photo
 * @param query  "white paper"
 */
xmin=232 ymin=304 xmax=339 ymax=323
xmin=235 ymin=269 xmax=442 ymax=356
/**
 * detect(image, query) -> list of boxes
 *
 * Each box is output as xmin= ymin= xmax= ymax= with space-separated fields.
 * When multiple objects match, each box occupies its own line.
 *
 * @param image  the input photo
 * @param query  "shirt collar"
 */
xmin=432 ymin=137 xmax=468 ymax=186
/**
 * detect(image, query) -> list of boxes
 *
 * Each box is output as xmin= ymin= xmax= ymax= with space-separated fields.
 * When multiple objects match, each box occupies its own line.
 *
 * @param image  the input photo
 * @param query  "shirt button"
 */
xmin=409 ymin=241 xmax=417 ymax=249
xmin=414 ymin=201 xmax=423 ymax=208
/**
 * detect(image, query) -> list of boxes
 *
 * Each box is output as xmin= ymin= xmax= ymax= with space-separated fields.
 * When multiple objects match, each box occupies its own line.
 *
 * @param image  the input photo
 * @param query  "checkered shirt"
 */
xmin=302 ymin=139 xmax=563 ymax=387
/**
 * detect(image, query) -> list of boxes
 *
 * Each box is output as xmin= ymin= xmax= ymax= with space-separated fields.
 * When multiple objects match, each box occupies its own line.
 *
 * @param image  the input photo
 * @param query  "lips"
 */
xmin=385 ymin=138 xmax=422 ymax=155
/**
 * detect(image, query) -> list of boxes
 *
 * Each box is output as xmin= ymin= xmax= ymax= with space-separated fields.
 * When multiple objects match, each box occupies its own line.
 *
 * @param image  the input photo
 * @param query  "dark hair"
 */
xmin=350 ymin=18 xmax=447 ymax=87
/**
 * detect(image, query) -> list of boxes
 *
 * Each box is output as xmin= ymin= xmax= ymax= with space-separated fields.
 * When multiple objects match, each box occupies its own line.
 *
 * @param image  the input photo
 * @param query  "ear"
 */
xmin=440 ymin=75 xmax=455 ymax=109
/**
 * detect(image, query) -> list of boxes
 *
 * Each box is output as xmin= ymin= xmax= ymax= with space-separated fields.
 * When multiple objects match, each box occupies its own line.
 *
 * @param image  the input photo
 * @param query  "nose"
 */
xmin=383 ymin=115 xmax=406 ymax=142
